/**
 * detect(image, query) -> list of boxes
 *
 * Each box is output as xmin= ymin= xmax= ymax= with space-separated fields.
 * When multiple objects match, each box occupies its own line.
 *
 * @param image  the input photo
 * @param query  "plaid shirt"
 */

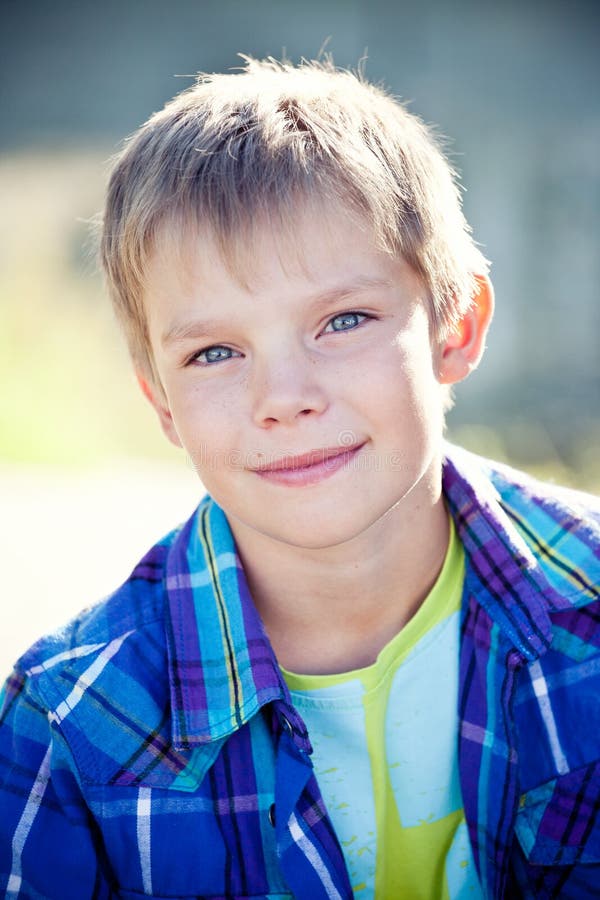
xmin=1 ymin=445 xmax=599 ymax=899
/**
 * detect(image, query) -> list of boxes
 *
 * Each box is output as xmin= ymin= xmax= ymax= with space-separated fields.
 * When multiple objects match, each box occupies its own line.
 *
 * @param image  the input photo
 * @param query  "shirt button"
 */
xmin=281 ymin=714 xmax=293 ymax=735
xmin=268 ymin=803 xmax=276 ymax=827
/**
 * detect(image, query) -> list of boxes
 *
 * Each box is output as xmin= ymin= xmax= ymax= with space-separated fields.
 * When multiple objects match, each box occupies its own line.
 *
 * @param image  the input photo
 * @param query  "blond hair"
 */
xmin=100 ymin=55 xmax=488 ymax=378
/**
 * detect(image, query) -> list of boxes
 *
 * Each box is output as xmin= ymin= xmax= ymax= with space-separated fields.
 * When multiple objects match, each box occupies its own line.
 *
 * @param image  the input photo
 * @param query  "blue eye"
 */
xmin=191 ymin=346 xmax=237 ymax=365
xmin=324 ymin=312 xmax=367 ymax=333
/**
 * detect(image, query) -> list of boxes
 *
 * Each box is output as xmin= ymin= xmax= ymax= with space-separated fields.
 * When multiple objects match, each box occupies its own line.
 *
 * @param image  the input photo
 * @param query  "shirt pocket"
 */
xmin=515 ymin=762 xmax=600 ymax=867
xmin=88 ymin=780 xmax=288 ymax=899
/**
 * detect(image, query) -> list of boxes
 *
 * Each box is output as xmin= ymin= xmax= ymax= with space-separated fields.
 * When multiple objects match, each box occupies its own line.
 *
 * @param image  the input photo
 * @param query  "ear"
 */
xmin=136 ymin=374 xmax=183 ymax=448
xmin=437 ymin=274 xmax=494 ymax=385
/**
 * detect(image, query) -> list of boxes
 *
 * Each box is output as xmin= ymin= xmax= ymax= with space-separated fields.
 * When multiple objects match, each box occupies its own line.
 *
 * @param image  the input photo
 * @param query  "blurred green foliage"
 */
xmin=1 ymin=151 xmax=598 ymax=493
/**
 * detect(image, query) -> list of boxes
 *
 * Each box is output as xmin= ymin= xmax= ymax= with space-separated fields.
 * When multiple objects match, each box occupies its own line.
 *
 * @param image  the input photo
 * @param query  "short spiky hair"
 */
xmin=100 ymin=55 xmax=488 ymax=379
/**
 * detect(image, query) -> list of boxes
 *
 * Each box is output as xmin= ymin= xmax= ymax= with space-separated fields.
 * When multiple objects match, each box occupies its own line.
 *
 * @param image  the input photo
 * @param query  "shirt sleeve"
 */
xmin=0 ymin=668 xmax=116 ymax=898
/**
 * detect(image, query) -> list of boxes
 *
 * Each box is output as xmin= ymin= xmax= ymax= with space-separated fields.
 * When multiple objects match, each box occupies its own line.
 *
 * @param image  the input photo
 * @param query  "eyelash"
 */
xmin=185 ymin=310 xmax=374 ymax=367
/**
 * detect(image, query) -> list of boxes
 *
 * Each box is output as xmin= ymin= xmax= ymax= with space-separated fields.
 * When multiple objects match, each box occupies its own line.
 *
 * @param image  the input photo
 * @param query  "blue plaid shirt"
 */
xmin=1 ymin=445 xmax=599 ymax=899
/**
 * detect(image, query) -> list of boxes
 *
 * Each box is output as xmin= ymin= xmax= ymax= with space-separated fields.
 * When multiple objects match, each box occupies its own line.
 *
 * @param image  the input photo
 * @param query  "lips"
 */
xmin=253 ymin=443 xmax=364 ymax=472
xmin=250 ymin=442 xmax=366 ymax=487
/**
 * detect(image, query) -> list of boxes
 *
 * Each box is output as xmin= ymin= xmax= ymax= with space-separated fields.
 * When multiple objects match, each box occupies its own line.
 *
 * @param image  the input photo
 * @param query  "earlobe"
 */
xmin=437 ymin=274 xmax=494 ymax=385
xmin=136 ymin=373 xmax=183 ymax=448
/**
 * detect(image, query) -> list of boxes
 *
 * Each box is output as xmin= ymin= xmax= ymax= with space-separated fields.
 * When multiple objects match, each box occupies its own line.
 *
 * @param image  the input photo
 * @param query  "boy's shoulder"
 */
xmin=445 ymin=443 xmax=600 ymax=572
xmin=485 ymin=452 xmax=599 ymax=522
xmin=1 ymin=516 xmax=205 ymax=788
xmin=446 ymin=441 xmax=599 ymax=520
xmin=477 ymin=450 xmax=600 ymax=599
xmin=15 ymin=521 xmax=181 ymax=676
xmin=4 ymin=520 xmax=185 ymax=761
xmin=444 ymin=443 xmax=600 ymax=636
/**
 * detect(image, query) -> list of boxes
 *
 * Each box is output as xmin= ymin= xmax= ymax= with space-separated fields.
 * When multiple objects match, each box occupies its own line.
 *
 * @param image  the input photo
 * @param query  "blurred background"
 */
xmin=1 ymin=0 xmax=599 ymax=673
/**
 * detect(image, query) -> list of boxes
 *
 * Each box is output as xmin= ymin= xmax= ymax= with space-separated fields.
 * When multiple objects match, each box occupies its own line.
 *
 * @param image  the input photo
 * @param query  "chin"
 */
xmin=254 ymin=511 xmax=384 ymax=551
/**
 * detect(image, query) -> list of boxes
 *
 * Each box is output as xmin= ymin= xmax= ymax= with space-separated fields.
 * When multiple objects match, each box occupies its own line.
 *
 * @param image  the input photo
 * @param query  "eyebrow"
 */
xmin=160 ymin=276 xmax=392 ymax=348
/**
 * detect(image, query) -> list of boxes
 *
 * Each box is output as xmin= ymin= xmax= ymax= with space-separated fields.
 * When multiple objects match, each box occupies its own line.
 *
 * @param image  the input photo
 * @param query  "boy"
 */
xmin=1 ymin=56 xmax=599 ymax=900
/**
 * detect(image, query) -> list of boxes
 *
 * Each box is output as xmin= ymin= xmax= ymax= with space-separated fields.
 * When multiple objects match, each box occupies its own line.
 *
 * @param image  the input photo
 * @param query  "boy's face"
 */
xmin=142 ymin=204 xmax=486 ymax=550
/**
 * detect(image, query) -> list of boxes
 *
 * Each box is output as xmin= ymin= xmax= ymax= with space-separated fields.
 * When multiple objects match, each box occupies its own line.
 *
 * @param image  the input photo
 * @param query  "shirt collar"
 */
xmin=443 ymin=443 xmax=600 ymax=661
xmin=164 ymin=497 xmax=307 ymax=750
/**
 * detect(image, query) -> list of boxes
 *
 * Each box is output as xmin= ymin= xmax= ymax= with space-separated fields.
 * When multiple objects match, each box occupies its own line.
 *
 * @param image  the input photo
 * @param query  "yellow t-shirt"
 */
xmin=283 ymin=519 xmax=482 ymax=899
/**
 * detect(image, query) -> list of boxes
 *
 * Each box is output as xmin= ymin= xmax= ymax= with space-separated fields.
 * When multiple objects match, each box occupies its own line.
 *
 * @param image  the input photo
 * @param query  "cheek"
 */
xmin=364 ymin=341 xmax=444 ymax=442
xmin=171 ymin=386 xmax=246 ymax=466
xmin=363 ymin=336 xmax=438 ymax=403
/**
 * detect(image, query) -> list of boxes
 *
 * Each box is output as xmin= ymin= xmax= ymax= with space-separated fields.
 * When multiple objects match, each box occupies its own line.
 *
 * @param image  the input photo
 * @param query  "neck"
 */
xmin=228 ymin=475 xmax=450 ymax=675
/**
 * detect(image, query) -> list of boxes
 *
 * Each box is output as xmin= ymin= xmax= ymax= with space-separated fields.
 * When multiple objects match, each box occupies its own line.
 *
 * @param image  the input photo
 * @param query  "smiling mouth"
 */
xmin=253 ymin=443 xmax=365 ymax=471
xmin=250 ymin=442 xmax=366 ymax=486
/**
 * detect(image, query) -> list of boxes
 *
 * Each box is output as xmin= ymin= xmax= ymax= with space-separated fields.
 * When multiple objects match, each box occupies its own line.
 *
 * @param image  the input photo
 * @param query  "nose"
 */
xmin=250 ymin=349 xmax=329 ymax=429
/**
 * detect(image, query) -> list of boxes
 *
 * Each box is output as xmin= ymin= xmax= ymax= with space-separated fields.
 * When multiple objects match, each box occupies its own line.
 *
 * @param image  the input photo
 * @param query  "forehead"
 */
xmin=145 ymin=199 xmax=400 ymax=302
